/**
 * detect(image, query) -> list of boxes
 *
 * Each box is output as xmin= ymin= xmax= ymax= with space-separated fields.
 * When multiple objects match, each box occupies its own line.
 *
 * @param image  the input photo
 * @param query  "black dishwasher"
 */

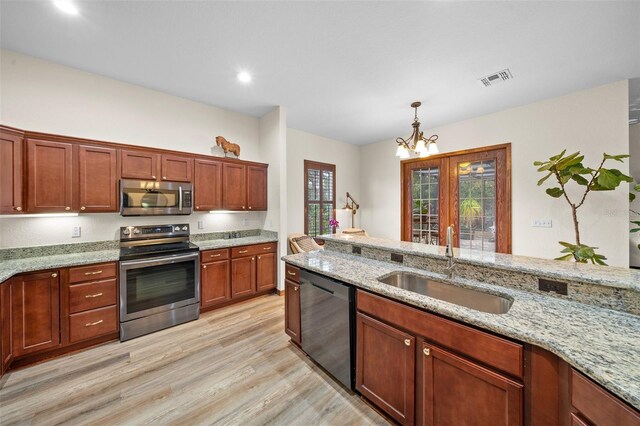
xmin=299 ymin=269 xmax=355 ymax=390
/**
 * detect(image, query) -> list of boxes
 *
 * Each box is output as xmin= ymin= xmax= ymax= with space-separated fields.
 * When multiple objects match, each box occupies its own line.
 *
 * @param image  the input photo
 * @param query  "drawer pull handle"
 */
xmin=239 ymin=250 xmax=249 ymax=254
xmin=423 ymin=348 xmax=430 ymax=356
xmin=263 ymin=247 xmax=272 ymax=251
xmin=85 ymin=293 xmax=103 ymax=298
xmin=287 ymin=271 xmax=296 ymax=276
xmin=84 ymin=270 xmax=103 ymax=275
xmin=210 ymin=254 xmax=222 ymax=258
xmin=85 ymin=320 xmax=103 ymax=327
xmin=404 ymin=339 xmax=411 ymax=346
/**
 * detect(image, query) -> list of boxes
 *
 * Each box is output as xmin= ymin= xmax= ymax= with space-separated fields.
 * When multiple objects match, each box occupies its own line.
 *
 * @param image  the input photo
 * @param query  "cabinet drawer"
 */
xmin=69 ymin=263 xmax=117 ymax=284
xmin=571 ymin=369 xmax=640 ymax=426
xmin=231 ymin=243 xmax=276 ymax=258
xmin=285 ymin=264 xmax=300 ymax=283
xmin=201 ymin=248 xmax=229 ymax=261
xmin=357 ymin=290 xmax=523 ymax=378
xmin=69 ymin=278 xmax=117 ymax=314
xmin=69 ymin=305 xmax=118 ymax=344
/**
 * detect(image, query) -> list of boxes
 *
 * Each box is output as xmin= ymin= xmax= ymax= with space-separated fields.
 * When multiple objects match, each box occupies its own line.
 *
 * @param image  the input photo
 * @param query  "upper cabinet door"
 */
xmin=121 ymin=149 xmax=159 ymax=180
xmin=194 ymin=159 xmax=222 ymax=211
xmin=0 ymin=128 xmax=24 ymax=214
xmin=161 ymin=155 xmax=193 ymax=182
xmin=78 ymin=145 xmax=118 ymax=212
xmin=222 ymin=163 xmax=247 ymax=210
xmin=26 ymin=139 xmax=74 ymax=213
xmin=247 ymin=165 xmax=268 ymax=211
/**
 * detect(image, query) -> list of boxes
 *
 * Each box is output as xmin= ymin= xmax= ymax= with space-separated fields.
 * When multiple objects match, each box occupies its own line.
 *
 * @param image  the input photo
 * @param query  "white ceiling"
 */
xmin=1 ymin=1 xmax=639 ymax=144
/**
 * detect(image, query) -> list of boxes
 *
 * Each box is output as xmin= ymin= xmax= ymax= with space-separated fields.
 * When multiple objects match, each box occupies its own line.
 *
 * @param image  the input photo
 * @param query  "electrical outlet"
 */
xmin=243 ymin=219 xmax=249 ymax=226
xmin=197 ymin=220 xmax=204 ymax=230
xmin=532 ymin=219 xmax=552 ymax=228
xmin=72 ymin=226 xmax=81 ymax=238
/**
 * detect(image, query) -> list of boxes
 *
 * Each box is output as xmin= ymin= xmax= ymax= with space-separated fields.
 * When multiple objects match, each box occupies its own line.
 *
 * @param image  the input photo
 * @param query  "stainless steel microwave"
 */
xmin=120 ymin=179 xmax=193 ymax=216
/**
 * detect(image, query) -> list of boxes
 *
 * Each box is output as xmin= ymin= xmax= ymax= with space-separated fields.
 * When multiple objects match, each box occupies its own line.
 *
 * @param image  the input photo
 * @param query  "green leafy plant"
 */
xmin=534 ymin=151 xmax=633 ymax=265
xmin=631 ymin=182 xmax=640 ymax=251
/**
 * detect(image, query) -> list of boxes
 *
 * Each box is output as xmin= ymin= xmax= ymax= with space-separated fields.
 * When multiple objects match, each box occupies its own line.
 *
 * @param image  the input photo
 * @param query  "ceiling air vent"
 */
xmin=479 ymin=69 xmax=513 ymax=87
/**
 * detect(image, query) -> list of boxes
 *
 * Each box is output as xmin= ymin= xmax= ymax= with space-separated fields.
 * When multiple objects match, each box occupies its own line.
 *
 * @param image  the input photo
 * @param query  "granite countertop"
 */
xmin=194 ymin=235 xmax=278 ymax=250
xmin=321 ymin=234 xmax=640 ymax=292
xmin=282 ymin=249 xmax=640 ymax=410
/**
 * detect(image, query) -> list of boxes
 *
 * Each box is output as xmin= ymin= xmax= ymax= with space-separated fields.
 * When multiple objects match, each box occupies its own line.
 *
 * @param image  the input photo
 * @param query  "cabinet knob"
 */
xmin=80 ymin=206 xmax=86 ymax=211
xmin=51 ymin=273 xmax=58 ymax=278
xmin=152 ymin=175 xmax=156 ymax=179
xmin=258 ymin=256 xmax=261 ymax=260
xmin=65 ymin=206 xmax=71 ymax=211
xmin=423 ymin=348 xmax=430 ymax=356
xmin=196 ymin=206 xmax=200 ymax=209
xmin=249 ymin=206 xmax=252 ymax=210
xmin=203 ymin=265 xmax=207 ymax=269
xmin=294 ymin=286 xmax=298 ymax=291
xmin=162 ymin=176 xmax=167 ymax=180
xmin=404 ymin=339 xmax=411 ymax=346
xmin=14 ymin=206 xmax=22 ymax=211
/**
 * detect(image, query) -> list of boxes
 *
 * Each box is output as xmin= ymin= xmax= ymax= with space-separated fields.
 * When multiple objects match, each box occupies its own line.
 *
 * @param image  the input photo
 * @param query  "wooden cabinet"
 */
xmin=284 ymin=275 xmax=301 ymax=346
xmin=201 ymin=249 xmax=231 ymax=308
xmin=570 ymin=369 xmax=640 ymax=426
xmin=0 ymin=128 xmax=24 ymax=214
xmin=161 ymin=154 xmax=193 ymax=182
xmin=421 ymin=342 xmax=522 ymax=426
xmin=231 ymin=256 xmax=255 ymax=298
xmin=26 ymin=139 xmax=74 ymax=212
xmin=1 ymin=282 xmax=13 ymax=374
xmin=121 ymin=149 xmax=159 ymax=180
xmin=247 ymin=165 xmax=268 ymax=210
xmin=222 ymin=163 xmax=247 ymax=210
xmin=356 ymin=312 xmax=416 ymax=425
xmin=230 ymin=244 xmax=277 ymax=299
xmin=194 ymin=159 xmax=223 ymax=211
xmin=11 ymin=271 xmax=61 ymax=357
xmin=256 ymin=252 xmax=276 ymax=291
xmin=78 ymin=145 xmax=118 ymax=212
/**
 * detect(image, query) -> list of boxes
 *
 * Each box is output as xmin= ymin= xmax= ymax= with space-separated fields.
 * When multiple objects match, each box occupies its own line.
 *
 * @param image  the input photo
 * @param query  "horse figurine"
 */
xmin=215 ymin=136 xmax=241 ymax=158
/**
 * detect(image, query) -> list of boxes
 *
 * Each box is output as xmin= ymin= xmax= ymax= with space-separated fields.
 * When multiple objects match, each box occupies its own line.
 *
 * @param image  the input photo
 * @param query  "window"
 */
xmin=304 ymin=160 xmax=336 ymax=237
xmin=401 ymin=144 xmax=511 ymax=254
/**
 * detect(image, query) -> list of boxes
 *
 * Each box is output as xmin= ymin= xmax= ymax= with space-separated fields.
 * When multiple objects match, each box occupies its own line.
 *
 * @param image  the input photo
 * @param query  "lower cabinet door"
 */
xmin=284 ymin=279 xmax=301 ymax=345
xmin=12 ymin=271 xmax=61 ymax=356
xmin=256 ymin=253 xmax=276 ymax=292
xmin=356 ymin=312 xmax=416 ymax=425
xmin=231 ymin=256 xmax=255 ymax=298
xmin=201 ymin=260 xmax=231 ymax=307
xmin=421 ymin=342 xmax=523 ymax=426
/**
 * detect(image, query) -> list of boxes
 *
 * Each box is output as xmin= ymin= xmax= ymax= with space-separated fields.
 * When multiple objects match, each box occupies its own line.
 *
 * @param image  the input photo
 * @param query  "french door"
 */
xmin=401 ymin=144 xmax=511 ymax=254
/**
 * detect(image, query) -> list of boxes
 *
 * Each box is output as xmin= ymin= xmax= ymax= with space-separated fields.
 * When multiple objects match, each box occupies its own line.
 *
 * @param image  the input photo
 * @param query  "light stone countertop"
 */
xmin=282 ymin=249 xmax=640 ymax=411
xmin=194 ymin=235 xmax=278 ymax=250
xmin=321 ymin=234 xmax=640 ymax=291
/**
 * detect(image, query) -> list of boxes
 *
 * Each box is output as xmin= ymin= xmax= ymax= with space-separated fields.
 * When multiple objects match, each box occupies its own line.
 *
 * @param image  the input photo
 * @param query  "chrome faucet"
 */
xmin=445 ymin=224 xmax=457 ymax=279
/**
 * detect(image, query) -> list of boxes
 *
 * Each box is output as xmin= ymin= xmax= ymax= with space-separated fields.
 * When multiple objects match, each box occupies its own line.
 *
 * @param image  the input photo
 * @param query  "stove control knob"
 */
xmin=182 ymin=226 xmax=188 ymax=231
xmin=133 ymin=228 xmax=141 ymax=234
xmin=123 ymin=229 xmax=131 ymax=235
xmin=174 ymin=226 xmax=181 ymax=232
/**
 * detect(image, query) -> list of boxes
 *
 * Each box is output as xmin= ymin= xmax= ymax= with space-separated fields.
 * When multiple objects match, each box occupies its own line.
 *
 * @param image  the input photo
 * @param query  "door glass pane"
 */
xmin=322 ymin=170 xmax=334 ymax=201
xmin=320 ymin=203 xmax=333 ymax=235
xmin=411 ymin=167 xmax=439 ymax=245
xmin=126 ymin=260 xmax=195 ymax=315
xmin=458 ymin=160 xmax=496 ymax=252
xmin=307 ymin=203 xmax=320 ymax=237
xmin=307 ymin=169 xmax=320 ymax=201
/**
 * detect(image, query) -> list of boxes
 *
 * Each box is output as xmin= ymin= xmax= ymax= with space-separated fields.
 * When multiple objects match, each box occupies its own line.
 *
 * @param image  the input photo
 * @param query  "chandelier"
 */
xmin=395 ymin=101 xmax=439 ymax=159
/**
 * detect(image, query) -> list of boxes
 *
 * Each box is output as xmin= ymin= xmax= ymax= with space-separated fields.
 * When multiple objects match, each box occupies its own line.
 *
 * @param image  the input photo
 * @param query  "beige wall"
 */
xmin=630 ymin=123 xmax=640 ymax=267
xmin=360 ymin=81 xmax=630 ymax=267
xmin=0 ymin=49 xmax=273 ymax=248
xmin=286 ymin=128 xmax=361 ymax=236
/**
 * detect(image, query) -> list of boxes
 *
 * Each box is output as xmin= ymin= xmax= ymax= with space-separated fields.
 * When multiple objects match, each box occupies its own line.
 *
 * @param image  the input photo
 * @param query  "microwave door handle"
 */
xmin=179 ymin=186 xmax=183 ymax=211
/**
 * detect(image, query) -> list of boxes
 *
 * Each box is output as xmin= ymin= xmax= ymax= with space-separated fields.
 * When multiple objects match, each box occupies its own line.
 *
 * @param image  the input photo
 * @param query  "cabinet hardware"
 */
xmin=80 ymin=206 xmax=86 ymax=211
xmin=51 ymin=273 xmax=58 ymax=278
xmin=65 ymin=206 xmax=71 ymax=211
xmin=14 ymin=206 xmax=22 ymax=211
xmin=258 ymin=256 xmax=261 ymax=260
xmin=210 ymin=254 xmax=221 ymax=258
xmin=239 ymin=250 xmax=248 ymax=254
xmin=249 ymin=206 xmax=252 ymax=210
xmin=294 ymin=286 xmax=298 ymax=291
xmin=85 ymin=320 xmax=103 ymax=327
xmin=242 ymin=206 xmax=246 ymax=209
xmin=196 ymin=206 xmax=200 ymax=209
xmin=84 ymin=270 xmax=103 ymax=275
xmin=203 ymin=265 xmax=207 ymax=269
xmin=263 ymin=247 xmax=272 ymax=251
xmin=85 ymin=293 xmax=103 ymax=298
xmin=162 ymin=176 xmax=167 ymax=180
xmin=152 ymin=175 xmax=156 ymax=179
xmin=287 ymin=271 xmax=296 ymax=276
xmin=404 ymin=339 xmax=411 ymax=346
xmin=423 ymin=348 xmax=430 ymax=356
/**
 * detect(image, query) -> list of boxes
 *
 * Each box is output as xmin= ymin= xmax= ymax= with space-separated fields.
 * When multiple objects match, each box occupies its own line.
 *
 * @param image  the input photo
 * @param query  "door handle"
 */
xmin=179 ymin=186 xmax=183 ymax=211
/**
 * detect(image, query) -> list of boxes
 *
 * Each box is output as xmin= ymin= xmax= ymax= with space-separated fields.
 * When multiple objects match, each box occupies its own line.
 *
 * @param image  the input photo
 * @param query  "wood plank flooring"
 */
xmin=0 ymin=295 xmax=387 ymax=426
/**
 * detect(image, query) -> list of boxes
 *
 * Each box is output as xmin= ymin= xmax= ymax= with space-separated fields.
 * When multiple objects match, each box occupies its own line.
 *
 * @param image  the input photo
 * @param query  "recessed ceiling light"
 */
xmin=53 ymin=0 xmax=79 ymax=15
xmin=237 ymin=71 xmax=252 ymax=84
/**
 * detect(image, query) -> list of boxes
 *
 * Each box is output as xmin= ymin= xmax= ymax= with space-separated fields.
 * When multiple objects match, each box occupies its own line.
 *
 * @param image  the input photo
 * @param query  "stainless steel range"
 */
xmin=119 ymin=224 xmax=200 ymax=341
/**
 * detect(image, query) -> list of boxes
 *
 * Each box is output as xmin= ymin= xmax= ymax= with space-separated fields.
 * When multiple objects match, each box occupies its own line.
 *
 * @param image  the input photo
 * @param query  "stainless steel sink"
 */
xmin=377 ymin=272 xmax=513 ymax=314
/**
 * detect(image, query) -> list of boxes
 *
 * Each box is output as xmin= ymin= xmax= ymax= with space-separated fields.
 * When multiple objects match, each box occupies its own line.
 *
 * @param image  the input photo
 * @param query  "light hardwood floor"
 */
xmin=0 ymin=295 xmax=387 ymax=426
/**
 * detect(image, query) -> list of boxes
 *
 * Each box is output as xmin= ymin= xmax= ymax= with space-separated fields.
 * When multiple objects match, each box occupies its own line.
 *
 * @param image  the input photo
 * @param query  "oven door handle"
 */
xmin=120 ymin=252 xmax=198 ymax=268
xmin=179 ymin=186 xmax=183 ymax=211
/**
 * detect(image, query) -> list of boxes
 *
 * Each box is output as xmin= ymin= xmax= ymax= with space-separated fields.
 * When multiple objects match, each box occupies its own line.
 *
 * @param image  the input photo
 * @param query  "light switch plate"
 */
xmin=197 ymin=220 xmax=204 ymax=230
xmin=72 ymin=226 xmax=81 ymax=238
xmin=532 ymin=219 xmax=552 ymax=228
